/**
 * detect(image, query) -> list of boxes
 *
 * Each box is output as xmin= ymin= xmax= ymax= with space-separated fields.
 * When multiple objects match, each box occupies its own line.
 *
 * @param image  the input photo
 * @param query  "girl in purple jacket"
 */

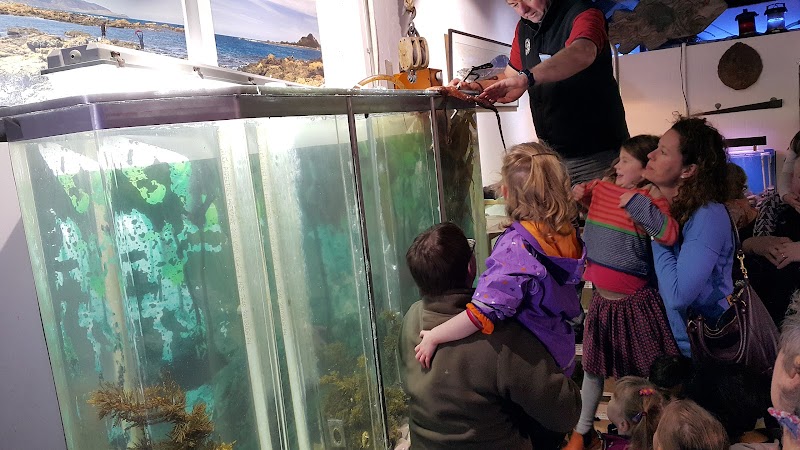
xmin=414 ymin=142 xmax=585 ymax=375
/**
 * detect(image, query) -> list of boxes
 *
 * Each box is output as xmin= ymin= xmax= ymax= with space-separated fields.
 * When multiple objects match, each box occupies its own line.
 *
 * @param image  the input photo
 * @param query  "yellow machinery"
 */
xmin=357 ymin=0 xmax=442 ymax=89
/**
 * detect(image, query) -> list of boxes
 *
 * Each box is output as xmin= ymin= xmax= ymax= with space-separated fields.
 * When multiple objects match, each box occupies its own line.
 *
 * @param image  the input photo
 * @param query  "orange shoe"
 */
xmin=563 ymin=430 xmax=602 ymax=450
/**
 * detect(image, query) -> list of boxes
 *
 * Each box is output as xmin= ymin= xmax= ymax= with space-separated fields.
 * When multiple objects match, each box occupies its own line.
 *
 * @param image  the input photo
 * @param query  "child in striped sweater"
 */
xmin=566 ymin=135 xmax=681 ymax=450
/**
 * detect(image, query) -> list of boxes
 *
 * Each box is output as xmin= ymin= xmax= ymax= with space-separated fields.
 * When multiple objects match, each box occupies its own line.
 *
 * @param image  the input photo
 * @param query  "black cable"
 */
xmin=680 ymin=42 xmax=688 ymax=114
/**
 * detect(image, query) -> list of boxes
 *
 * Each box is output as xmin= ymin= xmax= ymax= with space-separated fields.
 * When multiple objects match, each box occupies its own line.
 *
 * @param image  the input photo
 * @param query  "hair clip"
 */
xmin=639 ymin=388 xmax=654 ymax=397
xmin=631 ymin=411 xmax=647 ymax=424
xmin=769 ymin=407 xmax=800 ymax=440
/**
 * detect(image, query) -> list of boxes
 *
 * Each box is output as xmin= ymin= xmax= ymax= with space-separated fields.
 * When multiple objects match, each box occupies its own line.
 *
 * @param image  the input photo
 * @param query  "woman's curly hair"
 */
xmin=670 ymin=117 xmax=730 ymax=225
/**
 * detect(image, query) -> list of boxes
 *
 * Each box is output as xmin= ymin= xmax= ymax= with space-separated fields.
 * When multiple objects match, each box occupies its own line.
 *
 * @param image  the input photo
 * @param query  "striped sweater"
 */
xmin=580 ymin=180 xmax=678 ymax=280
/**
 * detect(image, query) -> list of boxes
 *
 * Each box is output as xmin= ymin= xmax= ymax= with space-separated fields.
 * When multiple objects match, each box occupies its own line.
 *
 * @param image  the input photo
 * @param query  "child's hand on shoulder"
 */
xmin=415 ymin=330 xmax=440 ymax=369
xmin=647 ymin=184 xmax=663 ymax=199
xmin=572 ymin=182 xmax=587 ymax=201
xmin=619 ymin=191 xmax=636 ymax=208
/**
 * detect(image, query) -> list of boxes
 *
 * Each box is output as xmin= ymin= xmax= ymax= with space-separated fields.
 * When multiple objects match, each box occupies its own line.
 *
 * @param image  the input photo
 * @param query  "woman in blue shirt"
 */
xmin=644 ymin=117 xmax=734 ymax=357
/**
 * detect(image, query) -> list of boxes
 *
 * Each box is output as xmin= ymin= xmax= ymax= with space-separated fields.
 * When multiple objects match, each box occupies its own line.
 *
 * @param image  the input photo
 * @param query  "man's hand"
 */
xmin=414 ymin=329 xmax=440 ymax=369
xmin=449 ymin=77 xmax=483 ymax=93
xmin=783 ymin=193 xmax=800 ymax=214
xmin=479 ymin=73 xmax=527 ymax=104
xmin=776 ymin=241 xmax=800 ymax=269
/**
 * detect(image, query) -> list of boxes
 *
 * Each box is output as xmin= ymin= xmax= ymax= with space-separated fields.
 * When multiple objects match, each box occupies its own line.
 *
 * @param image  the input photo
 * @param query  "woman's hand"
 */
xmin=478 ymin=74 xmax=527 ymax=104
xmin=783 ymin=193 xmax=800 ymax=214
xmin=742 ymin=235 xmax=793 ymax=266
xmin=776 ymin=241 xmax=800 ymax=269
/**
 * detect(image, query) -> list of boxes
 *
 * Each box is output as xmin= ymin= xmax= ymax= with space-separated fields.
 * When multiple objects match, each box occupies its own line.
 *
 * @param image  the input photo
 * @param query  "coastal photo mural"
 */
xmin=0 ymin=0 xmax=322 ymax=105
xmin=210 ymin=0 xmax=323 ymax=86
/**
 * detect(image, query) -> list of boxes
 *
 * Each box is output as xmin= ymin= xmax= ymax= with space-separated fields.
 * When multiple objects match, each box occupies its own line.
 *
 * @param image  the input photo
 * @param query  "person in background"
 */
xmin=455 ymin=0 xmax=629 ymax=184
xmin=644 ymin=117 xmax=734 ymax=357
xmin=725 ymin=162 xmax=758 ymax=236
xmin=413 ymin=142 xmax=584 ymax=380
xmin=743 ymin=156 xmax=800 ymax=326
xmin=604 ymin=377 xmax=666 ymax=450
xmin=762 ymin=290 xmax=800 ymax=450
xmin=687 ymin=362 xmax=772 ymax=445
xmin=777 ymin=131 xmax=800 ymax=213
xmin=648 ymin=354 xmax=693 ymax=400
xmin=567 ymin=135 xmax=680 ymax=450
xmin=652 ymin=400 xmax=729 ymax=450
xmin=399 ymin=222 xmax=581 ymax=449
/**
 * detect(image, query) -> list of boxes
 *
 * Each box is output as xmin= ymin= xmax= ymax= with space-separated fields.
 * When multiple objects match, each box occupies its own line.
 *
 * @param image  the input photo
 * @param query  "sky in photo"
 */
xmin=90 ymin=0 xmax=319 ymax=42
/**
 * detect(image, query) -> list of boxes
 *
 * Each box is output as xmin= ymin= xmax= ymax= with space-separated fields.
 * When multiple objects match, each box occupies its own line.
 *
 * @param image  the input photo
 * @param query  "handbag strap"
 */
xmin=724 ymin=205 xmax=749 ymax=281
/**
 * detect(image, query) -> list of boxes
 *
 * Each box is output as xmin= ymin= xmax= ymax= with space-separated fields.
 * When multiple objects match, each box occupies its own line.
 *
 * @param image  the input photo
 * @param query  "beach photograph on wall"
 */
xmin=210 ymin=0 xmax=323 ymax=86
xmin=0 ymin=0 xmax=323 ymax=105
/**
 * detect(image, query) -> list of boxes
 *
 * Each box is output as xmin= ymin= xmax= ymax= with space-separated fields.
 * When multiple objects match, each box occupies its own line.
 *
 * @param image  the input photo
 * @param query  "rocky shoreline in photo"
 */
xmin=0 ymin=2 xmax=182 ymax=32
xmin=0 ymin=2 xmax=325 ymax=87
xmin=0 ymin=26 xmax=324 ymax=92
xmin=240 ymin=53 xmax=324 ymax=87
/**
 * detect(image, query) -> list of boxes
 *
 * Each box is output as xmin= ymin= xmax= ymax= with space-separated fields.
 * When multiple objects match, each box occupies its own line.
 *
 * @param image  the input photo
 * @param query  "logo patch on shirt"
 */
xmin=525 ymin=38 xmax=531 ymax=56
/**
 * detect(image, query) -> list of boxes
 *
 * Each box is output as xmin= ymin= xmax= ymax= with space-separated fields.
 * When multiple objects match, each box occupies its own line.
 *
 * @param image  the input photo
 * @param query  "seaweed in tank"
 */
xmin=437 ymin=109 xmax=478 ymax=235
xmin=88 ymin=377 xmax=234 ymax=450
xmin=319 ymin=311 xmax=409 ymax=449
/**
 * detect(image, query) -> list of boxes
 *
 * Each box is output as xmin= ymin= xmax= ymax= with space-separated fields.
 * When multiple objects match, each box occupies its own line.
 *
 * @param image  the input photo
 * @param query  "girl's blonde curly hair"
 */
xmin=501 ymin=142 xmax=577 ymax=238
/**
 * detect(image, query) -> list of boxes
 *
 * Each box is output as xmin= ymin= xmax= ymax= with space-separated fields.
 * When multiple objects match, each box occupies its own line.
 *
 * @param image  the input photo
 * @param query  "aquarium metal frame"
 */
xmin=0 ymin=86 xmax=474 ymax=143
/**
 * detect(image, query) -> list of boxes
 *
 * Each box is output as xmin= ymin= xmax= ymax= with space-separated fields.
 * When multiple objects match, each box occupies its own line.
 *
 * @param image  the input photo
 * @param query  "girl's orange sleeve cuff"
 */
xmin=466 ymin=303 xmax=494 ymax=334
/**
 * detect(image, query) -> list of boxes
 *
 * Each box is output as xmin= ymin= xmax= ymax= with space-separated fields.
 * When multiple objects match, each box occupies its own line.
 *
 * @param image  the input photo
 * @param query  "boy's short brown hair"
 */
xmin=406 ymin=222 xmax=472 ymax=296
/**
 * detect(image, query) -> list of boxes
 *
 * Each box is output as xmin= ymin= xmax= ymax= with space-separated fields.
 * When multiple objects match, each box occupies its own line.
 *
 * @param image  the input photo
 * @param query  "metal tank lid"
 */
xmin=0 ymin=86 xmax=476 ymax=142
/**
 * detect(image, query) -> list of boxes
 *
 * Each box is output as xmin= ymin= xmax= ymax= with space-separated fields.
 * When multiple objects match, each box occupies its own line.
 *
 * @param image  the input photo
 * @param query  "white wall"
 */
xmin=619 ymin=31 xmax=800 ymax=172
xmin=316 ymin=0 xmax=375 ymax=88
xmin=0 ymin=144 xmax=66 ymax=449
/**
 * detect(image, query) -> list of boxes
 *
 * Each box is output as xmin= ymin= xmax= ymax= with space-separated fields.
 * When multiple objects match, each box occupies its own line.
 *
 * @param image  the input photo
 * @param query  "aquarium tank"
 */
xmin=1 ymin=86 xmax=486 ymax=450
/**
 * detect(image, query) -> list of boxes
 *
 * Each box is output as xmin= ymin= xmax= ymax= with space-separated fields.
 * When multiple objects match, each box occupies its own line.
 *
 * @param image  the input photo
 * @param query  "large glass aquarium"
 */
xmin=1 ymin=87 xmax=486 ymax=450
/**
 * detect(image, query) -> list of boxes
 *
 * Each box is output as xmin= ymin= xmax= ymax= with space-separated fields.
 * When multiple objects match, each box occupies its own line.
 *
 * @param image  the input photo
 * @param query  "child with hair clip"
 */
xmin=567 ymin=135 xmax=681 ymax=450
xmin=605 ymin=377 xmax=666 ymax=450
xmin=653 ymin=400 xmax=729 ymax=450
xmin=413 ymin=142 xmax=585 ymax=379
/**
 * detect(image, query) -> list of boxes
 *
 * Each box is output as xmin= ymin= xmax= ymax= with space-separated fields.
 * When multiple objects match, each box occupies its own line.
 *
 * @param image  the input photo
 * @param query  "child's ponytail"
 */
xmin=629 ymin=387 xmax=664 ymax=450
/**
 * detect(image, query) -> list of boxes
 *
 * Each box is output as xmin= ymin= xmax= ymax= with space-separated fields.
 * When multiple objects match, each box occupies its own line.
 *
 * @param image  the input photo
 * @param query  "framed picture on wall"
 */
xmin=446 ymin=29 xmax=518 ymax=108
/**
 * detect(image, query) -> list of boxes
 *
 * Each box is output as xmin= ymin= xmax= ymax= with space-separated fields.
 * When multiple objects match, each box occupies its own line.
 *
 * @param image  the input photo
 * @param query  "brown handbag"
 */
xmin=686 ymin=212 xmax=779 ymax=376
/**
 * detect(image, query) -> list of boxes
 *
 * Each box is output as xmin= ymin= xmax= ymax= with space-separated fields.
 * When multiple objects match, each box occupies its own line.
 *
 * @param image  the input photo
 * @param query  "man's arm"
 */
xmin=480 ymin=39 xmax=597 ymax=103
xmin=497 ymin=335 xmax=581 ymax=432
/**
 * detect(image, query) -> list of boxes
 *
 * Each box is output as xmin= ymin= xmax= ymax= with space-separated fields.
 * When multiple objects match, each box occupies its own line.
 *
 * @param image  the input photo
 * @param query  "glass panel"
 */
xmin=247 ymin=115 xmax=383 ymax=450
xmin=354 ymin=111 xmax=438 ymax=446
xmin=95 ymin=123 xmax=277 ymax=450
xmin=10 ymin=122 xmax=282 ymax=449
xmin=10 ymin=133 xmax=120 ymax=449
